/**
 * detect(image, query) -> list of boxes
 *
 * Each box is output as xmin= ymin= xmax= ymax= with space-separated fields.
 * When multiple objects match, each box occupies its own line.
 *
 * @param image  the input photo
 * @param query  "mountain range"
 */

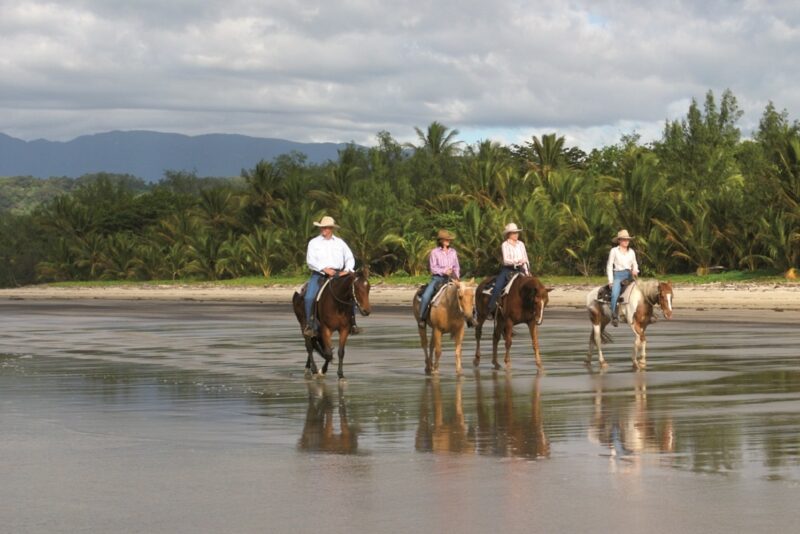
xmin=0 ymin=131 xmax=352 ymax=182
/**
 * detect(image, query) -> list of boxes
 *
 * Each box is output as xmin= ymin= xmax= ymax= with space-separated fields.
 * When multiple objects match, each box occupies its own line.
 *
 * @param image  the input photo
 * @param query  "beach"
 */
xmin=1 ymin=281 xmax=798 ymax=310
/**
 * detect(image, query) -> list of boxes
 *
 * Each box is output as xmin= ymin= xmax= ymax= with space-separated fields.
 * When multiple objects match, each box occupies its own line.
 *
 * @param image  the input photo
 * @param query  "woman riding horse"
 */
xmin=488 ymin=222 xmax=530 ymax=318
xmin=607 ymin=229 xmax=639 ymax=326
xmin=417 ymin=229 xmax=461 ymax=329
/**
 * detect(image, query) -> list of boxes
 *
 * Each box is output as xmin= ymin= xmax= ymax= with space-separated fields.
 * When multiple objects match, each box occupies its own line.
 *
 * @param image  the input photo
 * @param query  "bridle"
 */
xmin=328 ymin=273 xmax=367 ymax=314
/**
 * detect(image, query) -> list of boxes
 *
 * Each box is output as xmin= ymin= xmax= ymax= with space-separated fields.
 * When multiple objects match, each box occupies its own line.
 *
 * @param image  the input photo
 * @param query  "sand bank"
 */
xmin=0 ymin=282 xmax=798 ymax=310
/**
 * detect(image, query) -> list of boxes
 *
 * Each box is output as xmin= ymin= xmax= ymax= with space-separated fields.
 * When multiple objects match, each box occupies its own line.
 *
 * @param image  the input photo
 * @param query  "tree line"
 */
xmin=0 ymin=89 xmax=798 ymax=288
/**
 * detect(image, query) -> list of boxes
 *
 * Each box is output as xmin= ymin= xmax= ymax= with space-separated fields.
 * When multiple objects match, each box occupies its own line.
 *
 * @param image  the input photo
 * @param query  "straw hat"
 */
xmin=612 ymin=229 xmax=634 ymax=243
xmin=503 ymin=222 xmax=523 ymax=236
xmin=437 ymin=229 xmax=455 ymax=241
xmin=313 ymin=215 xmax=340 ymax=228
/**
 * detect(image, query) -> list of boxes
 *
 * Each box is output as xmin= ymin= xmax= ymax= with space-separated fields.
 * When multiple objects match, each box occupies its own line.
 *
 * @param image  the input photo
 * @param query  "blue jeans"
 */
xmin=419 ymin=275 xmax=448 ymax=320
xmin=488 ymin=267 xmax=516 ymax=312
xmin=304 ymin=272 xmax=325 ymax=326
xmin=610 ymin=269 xmax=634 ymax=317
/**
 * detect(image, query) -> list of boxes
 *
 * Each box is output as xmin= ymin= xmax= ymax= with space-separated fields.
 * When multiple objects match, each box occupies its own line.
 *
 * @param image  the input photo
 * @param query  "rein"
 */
xmin=327 ymin=274 xmax=366 ymax=314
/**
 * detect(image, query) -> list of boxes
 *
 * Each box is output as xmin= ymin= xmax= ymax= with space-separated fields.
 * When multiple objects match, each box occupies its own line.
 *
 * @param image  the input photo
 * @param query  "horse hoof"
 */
xmin=473 ymin=359 xmax=480 ymax=367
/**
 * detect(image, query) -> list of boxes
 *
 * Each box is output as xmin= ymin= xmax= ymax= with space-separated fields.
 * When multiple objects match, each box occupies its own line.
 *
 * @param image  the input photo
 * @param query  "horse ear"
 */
xmin=546 ymin=286 xmax=555 ymax=293
xmin=362 ymin=266 xmax=370 ymax=278
xmin=469 ymin=277 xmax=475 ymax=284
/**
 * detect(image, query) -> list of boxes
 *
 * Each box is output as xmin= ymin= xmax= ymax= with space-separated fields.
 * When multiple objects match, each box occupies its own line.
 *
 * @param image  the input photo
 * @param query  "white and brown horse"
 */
xmin=413 ymin=280 xmax=476 ymax=375
xmin=586 ymin=280 xmax=673 ymax=370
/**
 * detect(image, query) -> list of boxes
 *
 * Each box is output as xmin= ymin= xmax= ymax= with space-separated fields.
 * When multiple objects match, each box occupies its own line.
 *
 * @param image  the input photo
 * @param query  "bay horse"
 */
xmin=586 ymin=280 xmax=673 ymax=370
xmin=473 ymin=274 xmax=551 ymax=371
xmin=292 ymin=269 xmax=371 ymax=379
xmin=412 ymin=279 xmax=476 ymax=375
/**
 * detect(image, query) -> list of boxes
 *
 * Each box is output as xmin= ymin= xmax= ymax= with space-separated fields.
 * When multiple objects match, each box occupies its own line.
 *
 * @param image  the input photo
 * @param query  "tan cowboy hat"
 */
xmin=313 ymin=215 xmax=340 ymax=228
xmin=612 ymin=229 xmax=634 ymax=243
xmin=437 ymin=229 xmax=455 ymax=241
xmin=503 ymin=222 xmax=523 ymax=236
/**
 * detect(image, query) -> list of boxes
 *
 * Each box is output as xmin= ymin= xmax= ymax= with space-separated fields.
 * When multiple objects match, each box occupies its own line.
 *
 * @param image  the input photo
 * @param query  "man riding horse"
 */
xmin=303 ymin=215 xmax=361 ymax=338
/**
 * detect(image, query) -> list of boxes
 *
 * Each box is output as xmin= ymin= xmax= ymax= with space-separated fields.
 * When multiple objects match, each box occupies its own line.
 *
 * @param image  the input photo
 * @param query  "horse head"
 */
xmin=454 ymin=278 xmax=476 ymax=328
xmin=353 ymin=268 xmax=371 ymax=316
xmin=658 ymin=281 xmax=673 ymax=320
xmin=524 ymin=279 xmax=552 ymax=326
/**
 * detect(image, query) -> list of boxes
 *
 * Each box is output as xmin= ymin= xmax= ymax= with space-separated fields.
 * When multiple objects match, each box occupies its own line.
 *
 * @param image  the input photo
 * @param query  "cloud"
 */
xmin=1 ymin=0 xmax=799 ymax=149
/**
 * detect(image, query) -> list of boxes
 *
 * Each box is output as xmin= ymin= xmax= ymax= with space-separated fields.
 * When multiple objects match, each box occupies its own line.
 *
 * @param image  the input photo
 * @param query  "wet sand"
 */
xmin=2 ymin=301 xmax=800 ymax=533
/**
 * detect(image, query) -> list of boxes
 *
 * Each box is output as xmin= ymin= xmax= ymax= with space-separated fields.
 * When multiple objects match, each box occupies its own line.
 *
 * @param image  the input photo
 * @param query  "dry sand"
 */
xmin=0 ymin=281 xmax=798 ymax=310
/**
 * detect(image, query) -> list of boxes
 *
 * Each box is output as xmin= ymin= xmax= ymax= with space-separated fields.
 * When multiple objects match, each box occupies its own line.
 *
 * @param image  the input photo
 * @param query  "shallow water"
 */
xmin=1 ymin=301 xmax=799 ymax=533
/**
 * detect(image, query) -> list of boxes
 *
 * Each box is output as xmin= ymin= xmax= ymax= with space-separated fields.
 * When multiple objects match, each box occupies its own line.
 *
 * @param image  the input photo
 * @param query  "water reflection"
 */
xmin=414 ymin=374 xmax=550 ymax=459
xmin=297 ymin=381 xmax=360 ymax=455
xmin=588 ymin=373 xmax=675 ymax=468
xmin=415 ymin=377 xmax=473 ymax=454
xmin=473 ymin=373 xmax=550 ymax=460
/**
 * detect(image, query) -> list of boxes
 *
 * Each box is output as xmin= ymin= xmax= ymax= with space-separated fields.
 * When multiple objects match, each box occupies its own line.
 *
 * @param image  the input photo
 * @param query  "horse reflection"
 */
xmin=298 ymin=381 xmax=359 ymax=454
xmin=588 ymin=373 xmax=674 ymax=464
xmin=473 ymin=373 xmax=550 ymax=460
xmin=415 ymin=377 xmax=474 ymax=454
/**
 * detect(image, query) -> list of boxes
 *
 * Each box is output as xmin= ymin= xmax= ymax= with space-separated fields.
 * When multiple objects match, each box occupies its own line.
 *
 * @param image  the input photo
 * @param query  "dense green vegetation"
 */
xmin=1 ymin=89 xmax=798 ymax=288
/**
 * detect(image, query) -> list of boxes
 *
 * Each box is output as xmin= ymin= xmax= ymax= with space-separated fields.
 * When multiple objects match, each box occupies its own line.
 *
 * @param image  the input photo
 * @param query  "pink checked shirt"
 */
xmin=429 ymin=247 xmax=461 ymax=279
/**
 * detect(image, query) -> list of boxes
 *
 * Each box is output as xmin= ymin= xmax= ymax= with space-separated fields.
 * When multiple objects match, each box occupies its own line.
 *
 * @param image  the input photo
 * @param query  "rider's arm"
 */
xmin=307 ymin=237 xmax=324 ymax=273
xmin=452 ymin=250 xmax=461 ymax=280
xmin=606 ymin=247 xmax=615 ymax=285
xmin=341 ymin=239 xmax=355 ymax=272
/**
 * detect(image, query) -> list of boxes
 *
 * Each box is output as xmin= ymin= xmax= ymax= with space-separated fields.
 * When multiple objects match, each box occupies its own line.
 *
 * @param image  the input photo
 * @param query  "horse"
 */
xmin=292 ymin=269 xmax=371 ymax=379
xmin=585 ymin=279 xmax=673 ymax=370
xmin=412 ymin=279 xmax=476 ymax=375
xmin=297 ymin=381 xmax=359 ymax=454
xmin=473 ymin=274 xmax=552 ymax=371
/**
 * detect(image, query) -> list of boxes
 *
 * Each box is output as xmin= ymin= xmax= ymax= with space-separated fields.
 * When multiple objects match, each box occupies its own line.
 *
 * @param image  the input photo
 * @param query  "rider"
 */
xmin=417 ymin=229 xmax=461 ymax=328
xmin=303 ymin=215 xmax=359 ymax=338
xmin=606 ymin=229 xmax=639 ymax=327
xmin=487 ymin=222 xmax=530 ymax=318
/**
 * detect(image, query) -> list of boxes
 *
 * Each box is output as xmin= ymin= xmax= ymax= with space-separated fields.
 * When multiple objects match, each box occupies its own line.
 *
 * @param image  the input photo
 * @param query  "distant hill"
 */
xmin=0 ymin=131 xmax=352 ymax=182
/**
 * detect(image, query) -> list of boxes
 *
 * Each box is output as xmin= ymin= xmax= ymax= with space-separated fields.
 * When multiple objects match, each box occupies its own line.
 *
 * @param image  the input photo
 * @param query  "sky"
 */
xmin=1 ymin=0 xmax=799 ymax=150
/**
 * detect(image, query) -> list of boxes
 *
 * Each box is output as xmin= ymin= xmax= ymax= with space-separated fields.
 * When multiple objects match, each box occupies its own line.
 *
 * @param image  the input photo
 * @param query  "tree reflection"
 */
xmin=297 ymin=381 xmax=359 ymax=454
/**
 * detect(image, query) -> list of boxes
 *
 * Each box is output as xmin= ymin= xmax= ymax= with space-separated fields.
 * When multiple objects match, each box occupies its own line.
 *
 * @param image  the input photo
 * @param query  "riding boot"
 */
xmin=418 ymin=316 xmax=427 ymax=329
xmin=350 ymin=315 xmax=362 ymax=335
xmin=303 ymin=320 xmax=316 ymax=337
xmin=611 ymin=314 xmax=619 ymax=327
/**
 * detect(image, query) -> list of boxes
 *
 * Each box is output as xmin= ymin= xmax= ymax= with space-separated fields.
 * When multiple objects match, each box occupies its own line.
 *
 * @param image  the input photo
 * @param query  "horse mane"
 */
xmin=636 ymin=279 xmax=660 ymax=304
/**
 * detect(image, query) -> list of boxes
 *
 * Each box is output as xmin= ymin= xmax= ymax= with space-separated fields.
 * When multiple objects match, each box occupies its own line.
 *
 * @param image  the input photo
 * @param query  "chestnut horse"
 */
xmin=473 ymin=274 xmax=551 ymax=371
xmin=412 ymin=279 xmax=476 ymax=375
xmin=292 ymin=270 xmax=371 ymax=379
xmin=586 ymin=280 xmax=673 ymax=370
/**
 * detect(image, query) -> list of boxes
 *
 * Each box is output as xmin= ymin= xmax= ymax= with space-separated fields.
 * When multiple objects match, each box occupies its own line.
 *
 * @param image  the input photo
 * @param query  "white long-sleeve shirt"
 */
xmin=306 ymin=234 xmax=355 ymax=273
xmin=502 ymin=240 xmax=529 ymax=273
xmin=606 ymin=246 xmax=639 ymax=284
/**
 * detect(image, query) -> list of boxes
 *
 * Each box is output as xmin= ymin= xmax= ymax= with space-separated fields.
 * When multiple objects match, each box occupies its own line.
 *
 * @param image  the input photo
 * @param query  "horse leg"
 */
xmin=431 ymin=328 xmax=443 ymax=373
xmin=630 ymin=322 xmax=645 ymax=371
xmin=636 ymin=323 xmax=648 ymax=369
xmin=319 ymin=327 xmax=334 ymax=376
xmin=596 ymin=323 xmax=608 ymax=367
xmin=454 ymin=326 xmax=465 ymax=376
xmin=305 ymin=337 xmax=318 ymax=377
xmin=503 ymin=320 xmax=514 ymax=371
xmin=491 ymin=320 xmax=502 ymax=370
xmin=473 ymin=317 xmax=485 ymax=368
xmin=527 ymin=321 xmax=543 ymax=371
xmin=336 ymin=328 xmax=349 ymax=380
xmin=419 ymin=323 xmax=432 ymax=375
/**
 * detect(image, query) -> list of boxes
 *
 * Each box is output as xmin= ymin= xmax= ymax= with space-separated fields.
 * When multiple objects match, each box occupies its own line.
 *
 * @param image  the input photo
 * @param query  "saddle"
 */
xmin=297 ymin=278 xmax=333 ymax=322
xmin=480 ymin=272 xmax=522 ymax=296
xmin=596 ymin=279 xmax=634 ymax=304
xmin=415 ymin=281 xmax=451 ymax=313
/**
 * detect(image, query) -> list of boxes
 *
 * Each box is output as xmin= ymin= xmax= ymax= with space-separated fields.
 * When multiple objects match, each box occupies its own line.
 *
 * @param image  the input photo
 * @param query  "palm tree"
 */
xmin=412 ymin=121 xmax=463 ymax=158
xmin=100 ymin=233 xmax=142 ymax=280
xmin=239 ymin=226 xmax=282 ymax=278
xmin=528 ymin=133 xmax=567 ymax=180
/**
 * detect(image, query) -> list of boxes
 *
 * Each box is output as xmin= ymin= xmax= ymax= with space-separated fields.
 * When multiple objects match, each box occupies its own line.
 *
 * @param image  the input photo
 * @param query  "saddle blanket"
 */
xmin=415 ymin=282 xmax=451 ymax=307
xmin=480 ymin=272 xmax=521 ymax=296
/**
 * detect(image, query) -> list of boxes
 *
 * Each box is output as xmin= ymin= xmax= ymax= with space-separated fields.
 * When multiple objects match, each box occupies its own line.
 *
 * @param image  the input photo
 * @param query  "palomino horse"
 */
xmin=586 ymin=280 xmax=673 ymax=370
xmin=292 ymin=269 xmax=371 ymax=379
xmin=473 ymin=274 xmax=551 ymax=371
xmin=412 ymin=279 xmax=476 ymax=375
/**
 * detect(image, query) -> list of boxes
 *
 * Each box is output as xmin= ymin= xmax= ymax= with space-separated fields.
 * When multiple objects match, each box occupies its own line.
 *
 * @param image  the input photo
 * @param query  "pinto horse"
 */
xmin=473 ymin=274 xmax=551 ymax=371
xmin=586 ymin=280 xmax=673 ymax=370
xmin=292 ymin=270 xmax=371 ymax=379
xmin=412 ymin=279 xmax=476 ymax=375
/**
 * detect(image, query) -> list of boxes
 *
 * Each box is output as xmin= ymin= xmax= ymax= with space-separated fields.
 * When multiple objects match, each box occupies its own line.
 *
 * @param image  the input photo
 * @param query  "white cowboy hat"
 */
xmin=612 ymin=229 xmax=634 ymax=243
xmin=313 ymin=215 xmax=340 ymax=228
xmin=503 ymin=222 xmax=523 ymax=236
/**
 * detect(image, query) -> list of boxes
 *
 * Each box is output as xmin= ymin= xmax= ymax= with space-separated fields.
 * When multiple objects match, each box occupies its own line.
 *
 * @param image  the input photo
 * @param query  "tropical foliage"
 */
xmin=0 ymin=90 xmax=798 ymax=287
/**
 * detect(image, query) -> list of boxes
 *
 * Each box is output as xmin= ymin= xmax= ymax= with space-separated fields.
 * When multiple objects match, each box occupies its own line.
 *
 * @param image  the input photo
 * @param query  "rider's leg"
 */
xmin=488 ymin=267 xmax=511 ymax=316
xmin=610 ymin=269 xmax=631 ymax=326
xmin=303 ymin=272 xmax=324 ymax=336
xmin=418 ymin=275 xmax=446 ymax=327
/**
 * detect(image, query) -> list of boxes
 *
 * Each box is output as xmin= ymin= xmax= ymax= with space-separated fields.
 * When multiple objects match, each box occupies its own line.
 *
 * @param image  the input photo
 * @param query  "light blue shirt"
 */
xmin=306 ymin=234 xmax=355 ymax=273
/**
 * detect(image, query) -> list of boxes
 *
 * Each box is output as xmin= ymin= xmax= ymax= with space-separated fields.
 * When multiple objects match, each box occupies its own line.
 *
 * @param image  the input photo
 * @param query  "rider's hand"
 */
xmin=323 ymin=267 xmax=337 ymax=277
